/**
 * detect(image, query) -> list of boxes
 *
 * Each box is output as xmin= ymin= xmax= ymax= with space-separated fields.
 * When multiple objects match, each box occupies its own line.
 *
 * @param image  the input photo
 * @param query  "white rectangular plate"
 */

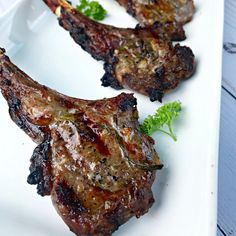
xmin=0 ymin=0 xmax=223 ymax=235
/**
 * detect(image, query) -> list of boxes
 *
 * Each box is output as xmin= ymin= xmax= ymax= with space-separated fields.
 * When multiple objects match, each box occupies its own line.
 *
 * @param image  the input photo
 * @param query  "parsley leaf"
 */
xmin=140 ymin=101 xmax=181 ymax=141
xmin=76 ymin=0 xmax=107 ymax=21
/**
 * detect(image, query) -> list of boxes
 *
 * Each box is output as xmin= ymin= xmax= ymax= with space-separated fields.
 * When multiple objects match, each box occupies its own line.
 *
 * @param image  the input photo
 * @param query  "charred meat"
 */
xmin=0 ymin=48 xmax=163 ymax=236
xmin=43 ymin=0 xmax=195 ymax=102
xmin=116 ymin=0 xmax=195 ymax=40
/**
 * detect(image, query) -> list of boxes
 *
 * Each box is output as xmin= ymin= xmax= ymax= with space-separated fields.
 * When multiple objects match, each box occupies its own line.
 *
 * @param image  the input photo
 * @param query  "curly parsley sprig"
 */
xmin=140 ymin=101 xmax=181 ymax=141
xmin=76 ymin=0 xmax=107 ymax=21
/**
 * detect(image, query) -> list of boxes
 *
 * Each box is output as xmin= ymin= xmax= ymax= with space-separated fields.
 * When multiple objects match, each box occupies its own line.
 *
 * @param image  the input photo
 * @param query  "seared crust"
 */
xmin=117 ymin=0 xmax=195 ymax=40
xmin=43 ymin=0 xmax=195 ymax=102
xmin=135 ymin=21 xmax=186 ymax=41
xmin=0 ymin=49 xmax=163 ymax=236
xmin=118 ymin=0 xmax=195 ymax=25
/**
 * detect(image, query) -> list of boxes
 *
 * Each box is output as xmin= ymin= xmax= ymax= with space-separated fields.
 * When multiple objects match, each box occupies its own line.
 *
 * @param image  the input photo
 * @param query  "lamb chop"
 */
xmin=43 ymin=0 xmax=195 ymax=102
xmin=0 ymin=48 xmax=163 ymax=236
xmin=115 ymin=0 xmax=195 ymax=40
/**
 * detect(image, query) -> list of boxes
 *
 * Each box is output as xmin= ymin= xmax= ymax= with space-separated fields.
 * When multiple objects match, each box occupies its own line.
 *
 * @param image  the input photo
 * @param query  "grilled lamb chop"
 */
xmin=43 ymin=0 xmax=195 ymax=102
xmin=0 ymin=48 xmax=163 ymax=236
xmin=116 ymin=0 xmax=195 ymax=29
xmin=115 ymin=0 xmax=195 ymax=41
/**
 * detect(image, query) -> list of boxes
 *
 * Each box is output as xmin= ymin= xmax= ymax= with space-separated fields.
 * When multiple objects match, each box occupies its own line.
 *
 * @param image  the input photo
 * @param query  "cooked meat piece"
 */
xmin=137 ymin=21 xmax=187 ymax=41
xmin=43 ymin=0 xmax=195 ymax=102
xmin=0 ymin=48 xmax=163 ymax=236
xmin=116 ymin=0 xmax=195 ymax=26
xmin=116 ymin=0 xmax=195 ymax=41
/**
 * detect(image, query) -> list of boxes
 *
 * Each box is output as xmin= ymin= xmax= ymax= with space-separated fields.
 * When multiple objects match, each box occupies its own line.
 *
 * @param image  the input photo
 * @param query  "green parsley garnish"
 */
xmin=140 ymin=101 xmax=181 ymax=141
xmin=76 ymin=0 xmax=107 ymax=21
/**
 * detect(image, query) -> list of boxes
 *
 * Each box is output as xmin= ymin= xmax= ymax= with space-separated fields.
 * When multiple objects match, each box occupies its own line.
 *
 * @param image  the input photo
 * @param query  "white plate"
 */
xmin=0 ymin=0 xmax=223 ymax=235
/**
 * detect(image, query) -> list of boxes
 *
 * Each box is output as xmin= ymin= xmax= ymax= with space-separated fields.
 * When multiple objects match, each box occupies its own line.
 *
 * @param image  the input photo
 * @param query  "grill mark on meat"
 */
xmin=7 ymin=93 xmax=48 ymax=143
xmin=43 ymin=0 xmax=195 ymax=102
xmin=0 ymin=49 xmax=163 ymax=236
xmin=55 ymin=181 xmax=86 ymax=214
xmin=81 ymin=115 xmax=110 ymax=156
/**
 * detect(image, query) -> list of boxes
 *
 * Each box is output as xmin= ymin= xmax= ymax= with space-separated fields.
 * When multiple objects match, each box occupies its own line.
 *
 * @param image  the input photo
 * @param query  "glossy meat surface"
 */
xmin=0 ymin=48 xmax=163 ymax=236
xmin=43 ymin=0 xmax=195 ymax=102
